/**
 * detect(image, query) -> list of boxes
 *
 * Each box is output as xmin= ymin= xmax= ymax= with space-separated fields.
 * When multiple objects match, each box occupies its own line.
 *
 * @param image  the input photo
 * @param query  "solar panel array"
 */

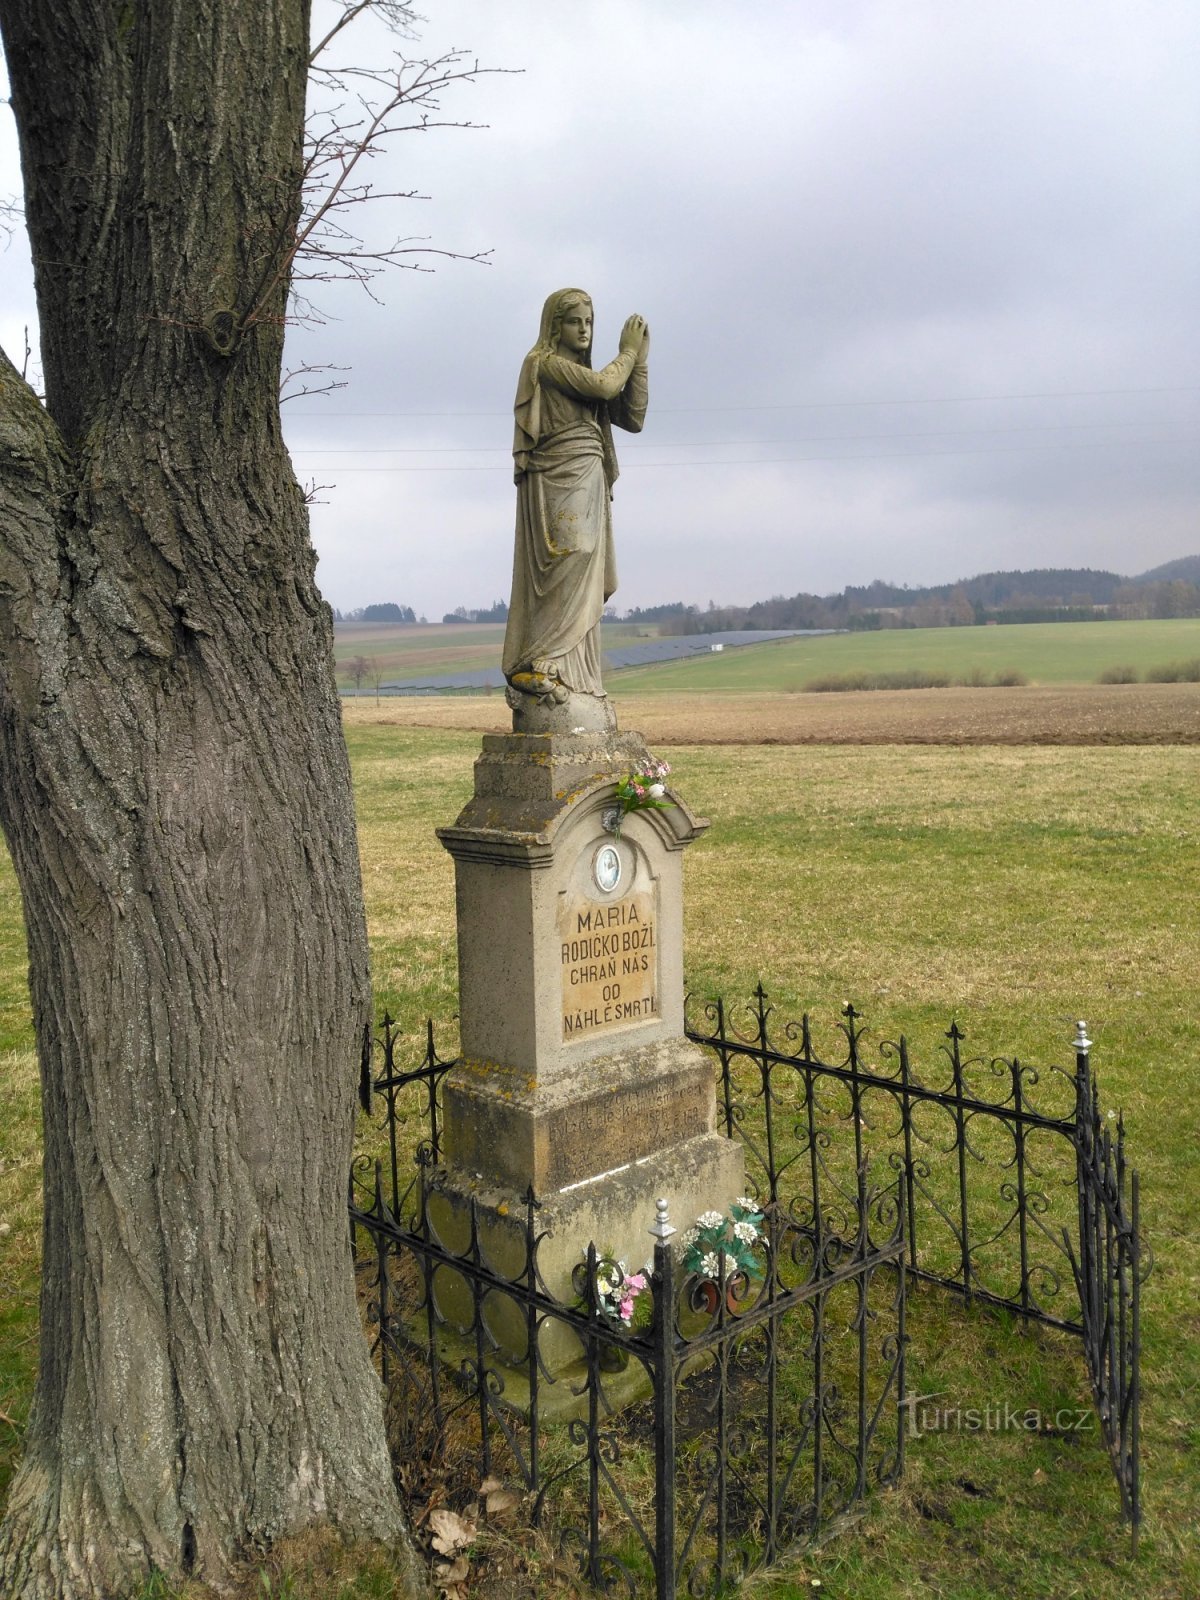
xmin=374 ymin=629 xmax=831 ymax=694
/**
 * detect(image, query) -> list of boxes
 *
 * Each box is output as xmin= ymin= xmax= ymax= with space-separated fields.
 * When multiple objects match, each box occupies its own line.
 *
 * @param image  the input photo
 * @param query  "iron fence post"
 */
xmin=650 ymin=1199 xmax=677 ymax=1600
xmin=1012 ymin=1056 xmax=1031 ymax=1315
xmin=947 ymin=1022 xmax=972 ymax=1300
xmin=1130 ymin=1170 xmax=1142 ymax=1553
xmin=374 ymin=1160 xmax=389 ymax=1390
xmin=898 ymin=1036 xmax=918 ymax=1273
xmin=1072 ymin=1021 xmax=1097 ymax=1344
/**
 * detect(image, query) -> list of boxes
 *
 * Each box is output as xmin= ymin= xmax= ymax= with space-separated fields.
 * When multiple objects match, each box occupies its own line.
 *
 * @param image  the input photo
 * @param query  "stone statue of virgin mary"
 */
xmin=502 ymin=288 xmax=649 ymax=732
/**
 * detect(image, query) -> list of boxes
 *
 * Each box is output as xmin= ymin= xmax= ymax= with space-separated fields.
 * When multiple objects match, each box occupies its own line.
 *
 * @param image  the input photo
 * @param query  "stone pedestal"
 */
xmin=435 ymin=730 xmax=743 ymax=1373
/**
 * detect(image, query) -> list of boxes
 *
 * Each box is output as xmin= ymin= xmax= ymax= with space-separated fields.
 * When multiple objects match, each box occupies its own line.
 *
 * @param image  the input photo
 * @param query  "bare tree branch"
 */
xmin=280 ymin=362 xmax=351 ymax=403
xmin=0 ymin=195 xmax=23 ymax=241
xmin=308 ymin=0 xmax=420 ymax=67
xmin=240 ymin=48 xmax=512 ymax=327
xmin=260 ymin=12 xmax=519 ymax=331
xmin=5 ymin=8 xmax=514 ymax=397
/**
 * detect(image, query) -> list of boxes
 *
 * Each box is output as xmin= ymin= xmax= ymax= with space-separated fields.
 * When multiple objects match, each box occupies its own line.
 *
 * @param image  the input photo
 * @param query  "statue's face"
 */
xmin=556 ymin=301 xmax=592 ymax=358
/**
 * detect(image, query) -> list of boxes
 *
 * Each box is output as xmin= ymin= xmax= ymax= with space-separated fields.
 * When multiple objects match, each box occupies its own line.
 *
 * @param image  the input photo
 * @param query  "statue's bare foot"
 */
xmin=530 ymin=660 xmax=571 ymax=703
xmin=509 ymin=669 xmax=569 ymax=705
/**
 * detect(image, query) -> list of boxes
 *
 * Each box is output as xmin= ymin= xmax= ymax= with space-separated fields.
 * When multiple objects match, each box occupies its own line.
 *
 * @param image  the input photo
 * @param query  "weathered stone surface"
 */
xmin=502 ymin=290 xmax=649 ymax=733
xmin=426 ymin=1130 xmax=745 ymax=1370
xmin=442 ymin=1037 xmax=717 ymax=1192
xmin=433 ymin=721 xmax=742 ymax=1389
xmin=440 ymin=730 xmax=652 ymax=842
xmin=438 ymin=740 xmax=707 ymax=1081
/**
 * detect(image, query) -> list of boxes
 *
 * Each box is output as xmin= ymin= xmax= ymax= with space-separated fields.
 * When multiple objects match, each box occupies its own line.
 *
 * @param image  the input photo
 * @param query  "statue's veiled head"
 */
xmin=536 ymin=288 xmax=593 ymax=366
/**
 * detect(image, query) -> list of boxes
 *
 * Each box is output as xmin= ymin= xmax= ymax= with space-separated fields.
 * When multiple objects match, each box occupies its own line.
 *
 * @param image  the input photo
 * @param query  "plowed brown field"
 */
xmin=341 ymin=682 xmax=1200 ymax=745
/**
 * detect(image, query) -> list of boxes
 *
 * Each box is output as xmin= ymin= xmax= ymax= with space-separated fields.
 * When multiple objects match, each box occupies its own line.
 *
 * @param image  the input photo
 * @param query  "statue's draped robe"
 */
xmin=503 ymin=347 xmax=648 ymax=696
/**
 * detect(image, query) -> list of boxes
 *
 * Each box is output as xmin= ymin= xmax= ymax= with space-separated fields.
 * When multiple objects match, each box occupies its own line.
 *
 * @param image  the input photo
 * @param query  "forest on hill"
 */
xmin=619 ymin=559 xmax=1200 ymax=634
xmin=334 ymin=559 xmax=1200 ymax=634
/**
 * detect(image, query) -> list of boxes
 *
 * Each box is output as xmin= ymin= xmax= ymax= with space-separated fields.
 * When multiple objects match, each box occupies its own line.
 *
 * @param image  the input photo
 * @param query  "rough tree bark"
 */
xmin=0 ymin=2 xmax=417 ymax=1594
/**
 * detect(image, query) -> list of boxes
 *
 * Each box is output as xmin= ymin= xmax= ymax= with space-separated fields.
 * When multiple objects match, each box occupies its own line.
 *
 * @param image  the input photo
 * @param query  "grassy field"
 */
xmin=333 ymin=616 xmax=1200 ymax=696
xmin=2 ymin=698 xmax=1198 ymax=1597
xmin=334 ymin=621 xmax=505 ymax=686
xmin=340 ymin=681 xmax=1200 ymax=747
xmin=606 ymin=618 xmax=1200 ymax=694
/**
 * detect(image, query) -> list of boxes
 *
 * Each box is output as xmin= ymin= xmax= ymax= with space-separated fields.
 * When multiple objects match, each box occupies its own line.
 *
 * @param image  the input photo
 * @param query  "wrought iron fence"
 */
xmin=350 ymin=1015 xmax=907 ymax=1597
xmin=1067 ymin=1025 xmax=1145 ymax=1544
xmin=685 ymin=987 xmax=1150 ymax=1551
xmin=348 ymin=997 xmax=1148 ymax=1592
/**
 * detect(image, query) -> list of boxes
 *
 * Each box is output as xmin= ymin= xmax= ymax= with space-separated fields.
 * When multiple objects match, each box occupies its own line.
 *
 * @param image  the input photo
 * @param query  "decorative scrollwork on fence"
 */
xmin=347 ymin=1001 xmax=1147 ymax=1595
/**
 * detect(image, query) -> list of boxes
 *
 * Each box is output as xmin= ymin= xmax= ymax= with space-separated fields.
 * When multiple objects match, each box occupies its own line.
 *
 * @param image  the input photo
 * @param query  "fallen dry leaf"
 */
xmin=435 ymin=1552 xmax=470 ymax=1599
xmin=429 ymin=1506 xmax=476 ymax=1556
xmin=485 ymin=1485 xmax=521 ymax=1516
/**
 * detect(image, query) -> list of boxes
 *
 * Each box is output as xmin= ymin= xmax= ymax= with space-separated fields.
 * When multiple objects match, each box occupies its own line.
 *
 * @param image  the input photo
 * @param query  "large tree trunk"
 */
xmin=0 ymin=3 xmax=414 ymax=1594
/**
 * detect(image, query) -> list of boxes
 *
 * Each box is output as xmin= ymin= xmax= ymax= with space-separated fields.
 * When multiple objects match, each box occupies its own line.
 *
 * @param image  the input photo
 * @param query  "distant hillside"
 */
xmin=1135 ymin=554 xmax=1200 ymax=584
xmin=618 ymin=558 xmax=1200 ymax=634
xmin=843 ymin=567 xmax=1128 ymax=607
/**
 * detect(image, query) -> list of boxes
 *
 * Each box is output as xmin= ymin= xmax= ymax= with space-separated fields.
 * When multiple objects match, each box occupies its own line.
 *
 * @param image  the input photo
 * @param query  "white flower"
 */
xmin=648 ymin=782 xmax=665 ymax=799
xmin=700 ymin=1252 xmax=722 ymax=1278
xmin=697 ymin=1210 xmax=725 ymax=1229
xmin=735 ymin=1197 xmax=757 ymax=1211
xmin=680 ymin=1228 xmax=699 ymax=1248
xmin=733 ymin=1221 xmax=758 ymax=1244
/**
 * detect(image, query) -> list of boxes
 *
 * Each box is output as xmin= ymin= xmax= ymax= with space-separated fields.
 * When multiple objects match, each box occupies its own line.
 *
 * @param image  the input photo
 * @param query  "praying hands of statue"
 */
xmin=620 ymin=314 xmax=650 ymax=364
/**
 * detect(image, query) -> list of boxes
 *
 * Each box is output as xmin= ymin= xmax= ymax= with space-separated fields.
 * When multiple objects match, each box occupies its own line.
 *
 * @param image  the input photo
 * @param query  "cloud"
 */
xmin=4 ymin=0 xmax=1197 ymax=617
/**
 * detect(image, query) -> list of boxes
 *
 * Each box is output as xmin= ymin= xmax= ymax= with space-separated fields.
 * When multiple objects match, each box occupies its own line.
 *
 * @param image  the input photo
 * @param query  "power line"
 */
xmin=290 ymin=419 xmax=1200 ymax=456
xmin=283 ymin=382 xmax=1200 ymax=421
xmin=292 ymin=433 xmax=1199 ymax=472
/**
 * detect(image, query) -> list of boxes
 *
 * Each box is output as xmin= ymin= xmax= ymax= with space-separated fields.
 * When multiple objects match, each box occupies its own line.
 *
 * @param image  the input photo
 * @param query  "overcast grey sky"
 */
xmin=2 ymin=1 xmax=1197 ymax=619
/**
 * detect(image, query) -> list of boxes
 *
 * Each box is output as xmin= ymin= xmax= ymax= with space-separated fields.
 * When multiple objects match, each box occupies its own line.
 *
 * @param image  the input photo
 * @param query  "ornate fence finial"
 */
xmin=1074 ymin=1020 xmax=1092 ymax=1058
xmin=649 ymin=1197 xmax=676 ymax=1242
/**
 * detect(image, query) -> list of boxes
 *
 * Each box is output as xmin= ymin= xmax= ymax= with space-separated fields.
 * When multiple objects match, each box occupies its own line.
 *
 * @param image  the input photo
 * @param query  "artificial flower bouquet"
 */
xmin=680 ymin=1197 xmax=766 ymax=1284
xmin=576 ymin=1252 xmax=650 ymax=1328
xmin=609 ymin=757 xmax=674 ymax=838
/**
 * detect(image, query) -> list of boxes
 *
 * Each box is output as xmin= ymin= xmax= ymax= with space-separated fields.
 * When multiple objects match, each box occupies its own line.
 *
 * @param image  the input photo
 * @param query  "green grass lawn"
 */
xmin=2 ymin=723 xmax=1197 ymax=1597
xmin=608 ymin=617 xmax=1200 ymax=693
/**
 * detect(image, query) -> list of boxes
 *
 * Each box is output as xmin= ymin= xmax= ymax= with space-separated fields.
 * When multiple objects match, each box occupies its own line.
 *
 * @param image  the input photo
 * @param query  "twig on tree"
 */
xmin=280 ymin=363 xmax=351 ymax=404
xmin=0 ymin=195 xmax=22 ymax=241
xmin=308 ymin=0 xmax=419 ymax=67
xmin=242 ymin=48 xmax=511 ymax=330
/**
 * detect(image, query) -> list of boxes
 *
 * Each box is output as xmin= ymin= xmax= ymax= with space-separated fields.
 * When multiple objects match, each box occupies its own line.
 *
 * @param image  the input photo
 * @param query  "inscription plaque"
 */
xmin=560 ymin=888 xmax=657 ymax=1040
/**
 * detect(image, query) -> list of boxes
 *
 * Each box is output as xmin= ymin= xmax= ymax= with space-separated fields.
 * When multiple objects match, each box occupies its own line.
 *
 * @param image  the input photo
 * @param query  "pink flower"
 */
xmin=618 ymin=1272 xmax=647 ymax=1322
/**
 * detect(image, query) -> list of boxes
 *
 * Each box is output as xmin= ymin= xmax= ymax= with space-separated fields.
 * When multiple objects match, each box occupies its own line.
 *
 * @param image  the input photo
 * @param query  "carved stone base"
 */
xmin=442 ymin=1037 xmax=719 ymax=1193
xmin=506 ymin=685 xmax=618 ymax=737
xmin=434 ymin=721 xmax=737 ymax=1385
xmin=425 ymin=1129 xmax=745 ymax=1371
xmin=437 ymin=732 xmax=703 ymax=1079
